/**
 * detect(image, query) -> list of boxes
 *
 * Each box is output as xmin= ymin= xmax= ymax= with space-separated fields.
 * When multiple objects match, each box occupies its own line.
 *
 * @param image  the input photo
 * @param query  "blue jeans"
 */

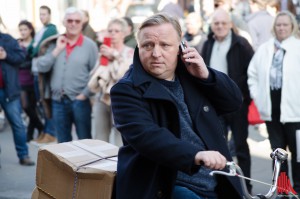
xmin=52 ymin=97 xmax=92 ymax=143
xmin=0 ymin=89 xmax=28 ymax=160
xmin=33 ymin=75 xmax=56 ymax=136
xmin=172 ymin=186 xmax=218 ymax=199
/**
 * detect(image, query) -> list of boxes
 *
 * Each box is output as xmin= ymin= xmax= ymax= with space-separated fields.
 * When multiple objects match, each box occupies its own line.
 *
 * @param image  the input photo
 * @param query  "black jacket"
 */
xmin=201 ymin=30 xmax=254 ymax=105
xmin=110 ymin=47 xmax=244 ymax=199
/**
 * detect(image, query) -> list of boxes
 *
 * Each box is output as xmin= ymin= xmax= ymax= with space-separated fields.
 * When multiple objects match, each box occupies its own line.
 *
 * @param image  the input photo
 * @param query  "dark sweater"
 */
xmin=159 ymin=77 xmax=218 ymax=198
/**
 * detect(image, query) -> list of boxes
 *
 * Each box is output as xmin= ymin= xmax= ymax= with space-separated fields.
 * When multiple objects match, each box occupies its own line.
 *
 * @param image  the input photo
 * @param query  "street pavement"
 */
xmin=0 ymin=124 xmax=290 ymax=199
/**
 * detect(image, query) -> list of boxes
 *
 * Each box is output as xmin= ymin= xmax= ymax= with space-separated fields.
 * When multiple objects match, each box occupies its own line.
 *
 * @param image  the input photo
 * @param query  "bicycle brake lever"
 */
xmin=209 ymin=162 xmax=237 ymax=177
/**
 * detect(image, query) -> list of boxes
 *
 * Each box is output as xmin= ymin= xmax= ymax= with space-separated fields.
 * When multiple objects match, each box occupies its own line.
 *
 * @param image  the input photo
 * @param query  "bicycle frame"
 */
xmin=210 ymin=148 xmax=289 ymax=199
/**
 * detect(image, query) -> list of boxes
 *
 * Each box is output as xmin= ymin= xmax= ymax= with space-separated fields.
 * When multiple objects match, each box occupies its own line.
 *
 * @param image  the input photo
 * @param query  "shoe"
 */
xmin=19 ymin=157 xmax=35 ymax=166
xmin=33 ymin=132 xmax=45 ymax=142
xmin=37 ymin=133 xmax=57 ymax=144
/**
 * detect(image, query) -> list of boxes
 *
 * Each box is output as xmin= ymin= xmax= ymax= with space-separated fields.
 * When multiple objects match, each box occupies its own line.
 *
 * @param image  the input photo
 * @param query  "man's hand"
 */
xmin=0 ymin=47 xmax=7 ymax=60
xmin=75 ymin=93 xmax=87 ymax=100
xmin=194 ymin=151 xmax=227 ymax=170
xmin=181 ymin=46 xmax=209 ymax=80
xmin=52 ymin=35 xmax=67 ymax=57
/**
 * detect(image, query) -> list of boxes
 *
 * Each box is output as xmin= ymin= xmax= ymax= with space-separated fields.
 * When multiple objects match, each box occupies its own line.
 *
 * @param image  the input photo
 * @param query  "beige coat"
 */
xmin=88 ymin=45 xmax=134 ymax=105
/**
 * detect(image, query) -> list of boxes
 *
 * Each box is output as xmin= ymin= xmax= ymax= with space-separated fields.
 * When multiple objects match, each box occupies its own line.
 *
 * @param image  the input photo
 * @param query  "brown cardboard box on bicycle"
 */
xmin=32 ymin=139 xmax=118 ymax=199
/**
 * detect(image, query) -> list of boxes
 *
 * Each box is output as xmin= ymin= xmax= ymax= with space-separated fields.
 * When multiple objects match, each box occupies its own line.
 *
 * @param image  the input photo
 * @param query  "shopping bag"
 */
xmin=248 ymin=100 xmax=264 ymax=125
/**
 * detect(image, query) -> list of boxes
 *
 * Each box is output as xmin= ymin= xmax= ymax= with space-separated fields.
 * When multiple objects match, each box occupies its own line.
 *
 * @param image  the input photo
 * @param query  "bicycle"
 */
xmin=210 ymin=148 xmax=299 ymax=199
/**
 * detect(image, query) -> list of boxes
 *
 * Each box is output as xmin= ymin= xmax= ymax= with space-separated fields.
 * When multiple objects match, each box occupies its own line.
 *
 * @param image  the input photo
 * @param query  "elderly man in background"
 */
xmin=36 ymin=7 xmax=98 ymax=143
xmin=201 ymin=8 xmax=254 ymax=193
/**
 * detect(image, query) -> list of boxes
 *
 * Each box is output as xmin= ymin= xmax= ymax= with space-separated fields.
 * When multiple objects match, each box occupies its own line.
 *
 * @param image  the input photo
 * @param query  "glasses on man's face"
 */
xmin=67 ymin=19 xmax=81 ymax=24
xmin=108 ymin=29 xmax=121 ymax=33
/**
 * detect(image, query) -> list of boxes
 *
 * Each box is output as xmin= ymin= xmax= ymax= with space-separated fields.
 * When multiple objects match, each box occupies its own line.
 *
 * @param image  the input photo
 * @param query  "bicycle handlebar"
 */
xmin=210 ymin=148 xmax=288 ymax=199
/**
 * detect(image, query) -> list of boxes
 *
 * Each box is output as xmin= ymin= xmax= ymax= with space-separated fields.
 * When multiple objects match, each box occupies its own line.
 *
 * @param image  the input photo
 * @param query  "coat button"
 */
xmin=157 ymin=190 xmax=163 ymax=198
xmin=203 ymin=106 xmax=209 ymax=112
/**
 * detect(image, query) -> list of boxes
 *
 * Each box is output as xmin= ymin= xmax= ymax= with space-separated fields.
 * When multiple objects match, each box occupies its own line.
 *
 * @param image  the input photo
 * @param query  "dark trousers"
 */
xmin=221 ymin=101 xmax=252 ymax=191
xmin=266 ymin=89 xmax=300 ymax=194
xmin=265 ymin=121 xmax=300 ymax=194
xmin=20 ymin=86 xmax=44 ymax=141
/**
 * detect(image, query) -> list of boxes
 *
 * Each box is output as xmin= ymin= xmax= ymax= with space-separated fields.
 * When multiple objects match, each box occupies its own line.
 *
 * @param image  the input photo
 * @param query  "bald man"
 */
xmin=201 ymin=8 xmax=254 ymax=193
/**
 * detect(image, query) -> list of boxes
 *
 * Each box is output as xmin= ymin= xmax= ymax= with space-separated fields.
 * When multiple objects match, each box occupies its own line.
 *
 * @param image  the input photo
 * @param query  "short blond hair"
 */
xmin=136 ymin=13 xmax=182 ymax=45
xmin=272 ymin=11 xmax=299 ymax=38
xmin=108 ymin=18 xmax=128 ymax=33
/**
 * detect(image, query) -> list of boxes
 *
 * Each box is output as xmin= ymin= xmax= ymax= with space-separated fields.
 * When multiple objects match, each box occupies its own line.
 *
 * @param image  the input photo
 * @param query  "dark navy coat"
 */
xmin=0 ymin=33 xmax=25 ymax=101
xmin=110 ymin=48 xmax=244 ymax=199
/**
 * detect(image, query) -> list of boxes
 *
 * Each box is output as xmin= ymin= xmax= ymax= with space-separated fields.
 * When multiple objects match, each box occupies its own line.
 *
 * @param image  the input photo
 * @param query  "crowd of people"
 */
xmin=0 ymin=0 xmax=300 ymax=198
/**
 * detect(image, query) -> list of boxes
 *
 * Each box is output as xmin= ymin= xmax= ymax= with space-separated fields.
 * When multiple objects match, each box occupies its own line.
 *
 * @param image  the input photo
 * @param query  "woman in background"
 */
xmin=88 ymin=18 xmax=134 ymax=146
xmin=18 ymin=20 xmax=44 ymax=142
xmin=247 ymin=11 xmax=300 ymax=194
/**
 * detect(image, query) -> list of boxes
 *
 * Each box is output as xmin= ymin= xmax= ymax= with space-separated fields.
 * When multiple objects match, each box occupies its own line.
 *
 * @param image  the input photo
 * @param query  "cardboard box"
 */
xmin=34 ymin=139 xmax=118 ymax=199
xmin=32 ymin=187 xmax=53 ymax=199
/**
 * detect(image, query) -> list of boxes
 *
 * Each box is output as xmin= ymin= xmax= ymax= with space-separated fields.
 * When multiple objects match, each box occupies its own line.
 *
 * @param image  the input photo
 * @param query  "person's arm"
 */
xmin=36 ymin=35 xmax=66 ymax=73
xmin=181 ymin=46 xmax=243 ymax=114
xmin=78 ymin=40 xmax=99 ymax=100
xmin=247 ymin=51 xmax=259 ymax=101
xmin=0 ymin=37 xmax=25 ymax=65
xmin=111 ymin=82 xmax=200 ymax=174
xmin=35 ymin=43 xmax=56 ymax=73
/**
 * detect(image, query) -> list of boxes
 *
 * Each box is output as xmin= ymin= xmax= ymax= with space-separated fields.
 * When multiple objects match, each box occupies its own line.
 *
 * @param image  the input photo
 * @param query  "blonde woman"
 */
xmin=247 ymin=11 xmax=300 ymax=194
xmin=89 ymin=18 xmax=134 ymax=146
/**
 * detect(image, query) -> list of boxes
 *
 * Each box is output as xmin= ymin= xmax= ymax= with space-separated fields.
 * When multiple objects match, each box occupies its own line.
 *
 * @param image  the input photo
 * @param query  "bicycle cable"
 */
xmin=235 ymin=174 xmax=299 ymax=199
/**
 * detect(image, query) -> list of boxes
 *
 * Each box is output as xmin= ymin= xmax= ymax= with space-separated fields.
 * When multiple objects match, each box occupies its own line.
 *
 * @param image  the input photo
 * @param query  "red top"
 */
xmin=66 ymin=34 xmax=84 ymax=58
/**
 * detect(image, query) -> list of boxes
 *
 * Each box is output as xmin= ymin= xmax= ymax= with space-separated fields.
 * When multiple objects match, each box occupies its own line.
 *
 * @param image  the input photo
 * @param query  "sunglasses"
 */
xmin=67 ymin=19 xmax=81 ymax=24
xmin=108 ymin=29 xmax=121 ymax=33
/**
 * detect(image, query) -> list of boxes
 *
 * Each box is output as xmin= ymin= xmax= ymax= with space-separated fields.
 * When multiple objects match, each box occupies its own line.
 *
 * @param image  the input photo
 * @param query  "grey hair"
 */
xmin=136 ymin=13 xmax=182 ymax=44
xmin=108 ymin=18 xmax=128 ymax=33
xmin=63 ymin=7 xmax=84 ymax=21
xmin=272 ymin=10 xmax=299 ymax=38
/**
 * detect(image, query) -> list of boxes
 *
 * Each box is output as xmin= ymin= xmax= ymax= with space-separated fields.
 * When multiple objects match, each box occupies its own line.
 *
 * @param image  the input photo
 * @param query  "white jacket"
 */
xmin=247 ymin=36 xmax=300 ymax=123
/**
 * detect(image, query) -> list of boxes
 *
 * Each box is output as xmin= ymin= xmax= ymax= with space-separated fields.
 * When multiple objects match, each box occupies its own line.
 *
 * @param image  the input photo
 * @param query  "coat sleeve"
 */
xmin=247 ymin=50 xmax=260 ymax=101
xmin=81 ymin=40 xmax=98 ymax=98
xmin=191 ymin=67 xmax=243 ymax=115
xmin=36 ymin=43 xmax=56 ymax=73
xmin=4 ymin=38 xmax=25 ymax=66
xmin=110 ymin=82 xmax=200 ymax=174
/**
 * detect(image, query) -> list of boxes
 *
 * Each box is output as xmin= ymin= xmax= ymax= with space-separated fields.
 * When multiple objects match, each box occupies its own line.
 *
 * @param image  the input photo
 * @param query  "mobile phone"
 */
xmin=103 ymin=37 xmax=111 ymax=47
xmin=180 ymin=41 xmax=187 ymax=53
xmin=180 ymin=41 xmax=190 ymax=65
xmin=100 ymin=37 xmax=112 ymax=66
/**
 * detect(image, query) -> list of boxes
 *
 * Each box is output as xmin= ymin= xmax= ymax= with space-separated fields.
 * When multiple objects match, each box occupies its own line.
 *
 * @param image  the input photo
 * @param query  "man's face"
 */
xmin=211 ymin=11 xmax=232 ymax=41
xmin=64 ymin=13 xmax=83 ymax=36
xmin=39 ymin=8 xmax=50 ymax=25
xmin=138 ymin=23 xmax=180 ymax=81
